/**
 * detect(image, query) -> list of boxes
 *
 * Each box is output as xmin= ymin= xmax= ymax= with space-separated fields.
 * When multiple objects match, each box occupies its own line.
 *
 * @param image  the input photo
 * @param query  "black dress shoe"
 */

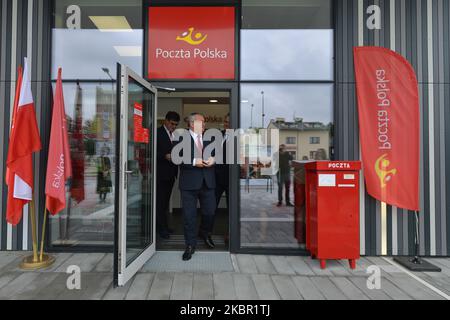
xmin=203 ymin=235 xmax=215 ymax=249
xmin=182 ymin=246 xmax=195 ymax=261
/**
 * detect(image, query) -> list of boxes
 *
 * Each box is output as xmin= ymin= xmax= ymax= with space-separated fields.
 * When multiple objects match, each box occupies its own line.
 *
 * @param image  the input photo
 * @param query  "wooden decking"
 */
xmin=0 ymin=252 xmax=449 ymax=300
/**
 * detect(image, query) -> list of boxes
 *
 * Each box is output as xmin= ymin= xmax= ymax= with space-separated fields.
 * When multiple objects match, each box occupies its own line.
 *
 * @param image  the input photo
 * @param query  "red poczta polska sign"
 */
xmin=148 ymin=7 xmax=235 ymax=79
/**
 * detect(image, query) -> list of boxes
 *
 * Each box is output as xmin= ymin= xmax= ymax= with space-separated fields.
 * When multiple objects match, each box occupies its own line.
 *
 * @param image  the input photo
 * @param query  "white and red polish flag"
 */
xmin=6 ymin=58 xmax=42 ymax=225
xmin=45 ymin=68 xmax=72 ymax=215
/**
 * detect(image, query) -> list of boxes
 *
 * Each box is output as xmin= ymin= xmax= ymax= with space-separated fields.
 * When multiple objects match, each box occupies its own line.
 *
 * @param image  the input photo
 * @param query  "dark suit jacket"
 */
xmin=177 ymin=131 xmax=216 ymax=191
xmin=157 ymin=126 xmax=178 ymax=181
xmin=215 ymin=130 xmax=229 ymax=187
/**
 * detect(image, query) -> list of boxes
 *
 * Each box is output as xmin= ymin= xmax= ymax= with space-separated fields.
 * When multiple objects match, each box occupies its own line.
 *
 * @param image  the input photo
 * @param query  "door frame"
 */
xmin=114 ymin=64 xmax=158 ymax=287
xmin=151 ymin=81 xmax=239 ymax=253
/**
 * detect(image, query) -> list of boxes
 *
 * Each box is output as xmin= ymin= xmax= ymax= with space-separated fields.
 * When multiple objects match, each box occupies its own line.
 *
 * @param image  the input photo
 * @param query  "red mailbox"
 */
xmin=305 ymin=161 xmax=361 ymax=269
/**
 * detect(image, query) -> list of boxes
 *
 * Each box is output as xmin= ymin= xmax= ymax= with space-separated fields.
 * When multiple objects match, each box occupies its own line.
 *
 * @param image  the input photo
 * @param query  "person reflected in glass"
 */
xmin=276 ymin=144 xmax=294 ymax=207
xmin=97 ymin=146 xmax=112 ymax=203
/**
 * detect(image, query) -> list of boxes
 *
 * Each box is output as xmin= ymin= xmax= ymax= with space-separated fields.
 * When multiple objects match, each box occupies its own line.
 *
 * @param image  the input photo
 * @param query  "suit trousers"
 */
xmin=156 ymin=177 xmax=175 ymax=234
xmin=181 ymin=183 xmax=216 ymax=247
xmin=199 ymin=182 xmax=229 ymax=235
xmin=277 ymin=173 xmax=291 ymax=204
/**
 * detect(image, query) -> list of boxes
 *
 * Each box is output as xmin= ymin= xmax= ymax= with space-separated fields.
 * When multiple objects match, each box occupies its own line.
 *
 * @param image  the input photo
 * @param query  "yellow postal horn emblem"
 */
xmin=375 ymin=154 xmax=397 ymax=188
xmin=176 ymin=27 xmax=208 ymax=45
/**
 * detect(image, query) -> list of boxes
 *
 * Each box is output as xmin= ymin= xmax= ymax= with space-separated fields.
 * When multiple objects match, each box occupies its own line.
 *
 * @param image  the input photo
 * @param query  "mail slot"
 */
xmin=305 ymin=161 xmax=362 ymax=269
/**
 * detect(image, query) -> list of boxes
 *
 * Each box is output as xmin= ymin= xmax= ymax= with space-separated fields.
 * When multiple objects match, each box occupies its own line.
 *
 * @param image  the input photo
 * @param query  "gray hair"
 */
xmin=188 ymin=112 xmax=204 ymax=123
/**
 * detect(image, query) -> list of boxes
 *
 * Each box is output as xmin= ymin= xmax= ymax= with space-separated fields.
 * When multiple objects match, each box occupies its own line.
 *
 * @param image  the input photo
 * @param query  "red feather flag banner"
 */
xmin=6 ymin=58 xmax=42 ymax=225
xmin=45 ymin=68 xmax=72 ymax=215
xmin=354 ymin=47 xmax=419 ymax=211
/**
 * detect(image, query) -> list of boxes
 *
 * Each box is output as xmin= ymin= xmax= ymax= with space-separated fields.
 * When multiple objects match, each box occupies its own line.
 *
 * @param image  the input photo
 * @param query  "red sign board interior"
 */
xmin=148 ymin=7 xmax=235 ymax=79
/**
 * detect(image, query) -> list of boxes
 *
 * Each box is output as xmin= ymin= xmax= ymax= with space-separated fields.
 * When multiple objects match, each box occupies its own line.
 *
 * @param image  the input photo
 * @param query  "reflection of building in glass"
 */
xmin=238 ymin=129 xmax=279 ymax=179
xmin=267 ymin=117 xmax=330 ymax=160
xmin=95 ymin=87 xmax=115 ymax=158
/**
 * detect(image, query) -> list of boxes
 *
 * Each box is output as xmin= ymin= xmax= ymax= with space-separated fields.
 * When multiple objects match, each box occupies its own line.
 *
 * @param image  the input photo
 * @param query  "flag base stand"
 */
xmin=20 ymin=254 xmax=55 ymax=270
xmin=19 ymin=201 xmax=55 ymax=270
xmin=393 ymin=256 xmax=441 ymax=272
xmin=392 ymin=211 xmax=441 ymax=272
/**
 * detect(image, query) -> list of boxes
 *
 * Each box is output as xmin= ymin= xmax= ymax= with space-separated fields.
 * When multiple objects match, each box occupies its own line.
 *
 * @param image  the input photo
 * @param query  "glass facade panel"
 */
xmin=240 ymin=29 xmax=333 ymax=81
xmin=49 ymin=82 xmax=116 ymax=247
xmin=239 ymin=83 xmax=333 ymax=249
xmin=125 ymin=77 xmax=154 ymax=266
xmin=51 ymin=0 xmax=142 ymax=248
xmin=242 ymin=0 xmax=332 ymax=29
xmin=52 ymin=0 xmax=142 ymax=80
xmin=241 ymin=0 xmax=333 ymax=81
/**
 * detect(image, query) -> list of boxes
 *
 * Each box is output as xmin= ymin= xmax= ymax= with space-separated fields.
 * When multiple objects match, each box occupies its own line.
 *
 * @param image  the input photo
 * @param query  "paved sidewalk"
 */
xmin=0 ymin=251 xmax=449 ymax=300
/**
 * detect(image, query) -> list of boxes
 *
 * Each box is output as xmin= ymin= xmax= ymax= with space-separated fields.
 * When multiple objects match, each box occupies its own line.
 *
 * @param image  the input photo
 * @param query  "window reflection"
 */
xmin=241 ymin=0 xmax=333 ymax=81
xmin=50 ymin=0 xmax=142 ymax=248
xmin=239 ymin=84 xmax=333 ymax=249
xmin=49 ymin=82 xmax=116 ymax=247
xmin=242 ymin=0 xmax=332 ymax=29
xmin=52 ymin=0 xmax=142 ymax=80
xmin=241 ymin=30 xmax=334 ymax=81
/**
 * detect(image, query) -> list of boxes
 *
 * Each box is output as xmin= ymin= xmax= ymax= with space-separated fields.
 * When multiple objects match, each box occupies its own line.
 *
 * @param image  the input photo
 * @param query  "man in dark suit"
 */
xmin=156 ymin=111 xmax=180 ymax=239
xmin=178 ymin=113 xmax=216 ymax=261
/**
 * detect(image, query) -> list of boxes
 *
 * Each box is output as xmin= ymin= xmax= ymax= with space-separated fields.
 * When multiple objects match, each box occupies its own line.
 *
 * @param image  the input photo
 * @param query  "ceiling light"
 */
xmin=89 ymin=16 xmax=132 ymax=32
xmin=209 ymin=99 xmax=219 ymax=103
xmin=113 ymin=46 xmax=142 ymax=57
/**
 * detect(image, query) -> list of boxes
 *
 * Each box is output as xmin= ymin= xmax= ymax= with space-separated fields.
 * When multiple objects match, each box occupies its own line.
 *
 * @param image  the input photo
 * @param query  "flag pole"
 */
xmin=39 ymin=207 xmax=49 ymax=261
xmin=411 ymin=210 xmax=420 ymax=264
xmin=20 ymin=198 xmax=54 ymax=269
xmin=393 ymin=209 xmax=441 ymax=272
xmin=30 ymin=199 xmax=38 ymax=262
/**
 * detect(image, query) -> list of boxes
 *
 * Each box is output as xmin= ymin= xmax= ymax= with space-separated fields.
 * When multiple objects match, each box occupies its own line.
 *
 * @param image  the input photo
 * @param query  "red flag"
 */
xmin=354 ymin=47 xmax=419 ymax=211
xmin=6 ymin=58 xmax=42 ymax=225
xmin=70 ymin=82 xmax=85 ymax=203
xmin=45 ymin=68 xmax=72 ymax=215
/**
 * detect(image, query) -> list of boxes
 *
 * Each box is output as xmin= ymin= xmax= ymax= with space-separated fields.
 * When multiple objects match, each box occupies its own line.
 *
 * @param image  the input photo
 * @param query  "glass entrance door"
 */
xmin=114 ymin=64 xmax=157 ymax=287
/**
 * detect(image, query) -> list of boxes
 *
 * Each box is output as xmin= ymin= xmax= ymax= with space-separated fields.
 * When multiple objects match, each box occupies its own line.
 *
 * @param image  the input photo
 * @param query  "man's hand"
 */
xmin=194 ymin=158 xmax=205 ymax=168
xmin=165 ymin=154 xmax=172 ymax=161
xmin=203 ymin=157 xmax=215 ymax=168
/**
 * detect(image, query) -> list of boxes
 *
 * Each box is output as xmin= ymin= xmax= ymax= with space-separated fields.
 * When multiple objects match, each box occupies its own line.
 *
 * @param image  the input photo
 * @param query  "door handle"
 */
xmin=124 ymin=163 xmax=133 ymax=188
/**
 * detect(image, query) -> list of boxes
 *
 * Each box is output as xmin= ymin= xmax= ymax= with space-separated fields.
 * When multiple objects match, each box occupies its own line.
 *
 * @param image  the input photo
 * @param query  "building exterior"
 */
xmin=267 ymin=118 xmax=331 ymax=161
xmin=0 ymin=0 xmax=449 ymax=258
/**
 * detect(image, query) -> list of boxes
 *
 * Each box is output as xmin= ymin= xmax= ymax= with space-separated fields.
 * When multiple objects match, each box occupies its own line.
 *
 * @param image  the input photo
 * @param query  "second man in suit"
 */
xmin=156 ymin=111 xmax=180 ymax=239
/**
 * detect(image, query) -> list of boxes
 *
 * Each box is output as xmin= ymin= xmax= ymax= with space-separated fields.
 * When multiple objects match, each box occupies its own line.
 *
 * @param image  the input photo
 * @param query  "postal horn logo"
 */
xmin=375 ymin=154 xmax=397 ymax=188
xmin=176 ymin=27 xmax=208 ymax=45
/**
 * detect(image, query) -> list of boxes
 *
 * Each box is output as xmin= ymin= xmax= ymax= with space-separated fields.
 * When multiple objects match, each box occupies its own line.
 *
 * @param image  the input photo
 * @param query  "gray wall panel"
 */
xmin=0 ymin=0 xmax=51 ymax=251
xmin=336 ymin=0 xmax=450 ymax=256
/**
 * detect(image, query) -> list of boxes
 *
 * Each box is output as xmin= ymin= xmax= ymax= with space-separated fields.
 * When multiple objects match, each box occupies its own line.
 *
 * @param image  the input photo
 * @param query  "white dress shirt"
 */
xmin=189 ymin=130 xmax=203 ymax=166
xmin=164 ymin=125 xmax=173 ymax=142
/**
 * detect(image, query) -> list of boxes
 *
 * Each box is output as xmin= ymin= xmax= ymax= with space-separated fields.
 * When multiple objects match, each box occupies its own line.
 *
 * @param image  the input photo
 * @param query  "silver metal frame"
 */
xmin=117 ymin=64 xmax=158 ymax=287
